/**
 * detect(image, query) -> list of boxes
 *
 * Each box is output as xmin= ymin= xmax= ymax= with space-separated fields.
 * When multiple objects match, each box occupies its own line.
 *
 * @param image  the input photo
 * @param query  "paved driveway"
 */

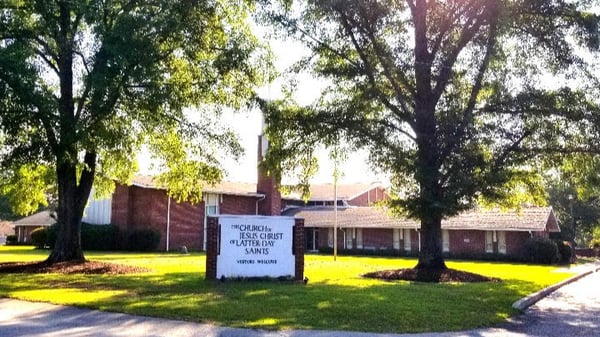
xmin=0 ymin=268 xmax=598 ymax=337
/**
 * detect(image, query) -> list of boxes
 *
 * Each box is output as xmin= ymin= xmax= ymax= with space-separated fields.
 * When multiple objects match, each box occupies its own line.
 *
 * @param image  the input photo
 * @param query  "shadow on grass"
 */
xmin=0 ymin=269 xmax=536 ymax=334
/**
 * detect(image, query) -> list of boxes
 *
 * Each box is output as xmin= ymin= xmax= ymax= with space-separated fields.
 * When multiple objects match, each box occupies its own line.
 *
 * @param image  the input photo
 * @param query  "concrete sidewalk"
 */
xmin=1 ymin=262 xmax=599 ymax=337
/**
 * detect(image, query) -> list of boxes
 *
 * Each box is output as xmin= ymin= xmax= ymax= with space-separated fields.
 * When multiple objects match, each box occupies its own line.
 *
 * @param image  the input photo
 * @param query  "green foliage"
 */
xmin=32 ymin=224 xmax=117 ymax=251
xmin=590 ymin=227 xmax=600 ymax=248
xmin=260 ymin=0 xmax=600 ymax=268
xmin=124 ymin=229 xmax=161 ymax=252
xmin=524 ymin=237 xmax=560 ymax=265
xmin=545 ymin=164 xmax=600 ymax=246
xmin=555 ymin=240 xmax=573 ymax=264
xmin=0 ymin=165 xmax=54 ymax=216
xmin=5 ymin=234 xmax=16 ymax=245
xmin=30 ymin=227 xmax=48 ymax=249
xmin=0 ymin=1 xmax=269 ymax=261
xmin=81 ymin=224 xmax=119 ymax=251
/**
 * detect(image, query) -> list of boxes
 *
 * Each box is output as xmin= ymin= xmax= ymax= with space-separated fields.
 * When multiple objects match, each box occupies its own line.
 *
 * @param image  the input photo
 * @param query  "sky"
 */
xmin=217 ymin=33 xmax=389 ymax=185
xmin=139 ymin=27 xmax=388 ymax=185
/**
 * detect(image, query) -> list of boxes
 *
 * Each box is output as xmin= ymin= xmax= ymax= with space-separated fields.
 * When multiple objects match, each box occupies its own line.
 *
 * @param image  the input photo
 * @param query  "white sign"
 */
xmin=216 ymin=215 xmax=295 ymax=278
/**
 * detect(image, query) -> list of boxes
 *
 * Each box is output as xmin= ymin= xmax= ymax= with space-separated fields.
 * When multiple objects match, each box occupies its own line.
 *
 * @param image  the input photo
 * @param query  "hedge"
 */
xmin=524 ymin=237 xmax=560 ymax=264
xmin=124 ymin=228 xmax=161 ymax=252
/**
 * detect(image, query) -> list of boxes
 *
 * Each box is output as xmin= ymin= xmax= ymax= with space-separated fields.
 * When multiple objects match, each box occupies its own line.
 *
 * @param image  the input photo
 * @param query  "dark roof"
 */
xmin=131 ymin=175 xmax=388 ymax=201
xmin=281 ymin=183 xmax=387 ymax=201
xmin=444 ymin=207 xmax=560 ymax=232
xmin=284 ymin=206 xmax=417 ymax=228
xmin=131 ymin=175 xmax=264 ymax=198
xmin=283 ymin=206 xmax=560 ymax=232
xmin=13 ymin=210 xmax=56 ymax=227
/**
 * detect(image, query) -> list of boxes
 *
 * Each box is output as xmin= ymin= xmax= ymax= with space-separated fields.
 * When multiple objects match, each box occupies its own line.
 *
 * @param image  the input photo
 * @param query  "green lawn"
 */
xmin=0 ymin=246 xmax=575 ymax=333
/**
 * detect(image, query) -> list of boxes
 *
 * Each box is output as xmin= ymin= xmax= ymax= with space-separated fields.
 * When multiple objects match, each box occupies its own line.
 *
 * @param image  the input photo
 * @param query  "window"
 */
xmin=393 ymin=229 xmax=400 ymax=250
xmin=204 ymin=193 xmax=219 ymax=216
xmin=203 ymin=193 xmax=220 ymax=250
xmin=356 ymin=228 xmax=363 ymax=249
xmin=485 ymin=231 xmax=493 ymax=253
xmin=403 ymin=229 xmax=412 ymax=251
xmin=346 ymin=229 xmax=353 ymax=249
xmin=498 ymin=231 xmax=507 ymax=254
xmin=442 ymin=229 xmax=449 ymax=253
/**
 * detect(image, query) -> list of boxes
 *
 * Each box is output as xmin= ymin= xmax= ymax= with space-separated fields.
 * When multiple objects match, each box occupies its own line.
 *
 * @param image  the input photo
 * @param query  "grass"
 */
xmin=0 ymin=246 xmax=577 ymax=334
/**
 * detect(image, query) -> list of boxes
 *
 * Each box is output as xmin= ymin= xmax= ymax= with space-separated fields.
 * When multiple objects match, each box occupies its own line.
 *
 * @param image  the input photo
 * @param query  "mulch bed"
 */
xmin=363 ymin=268 xmax=501 ymax=283
xmin=0 ymin=261 xmax=151 ymax=275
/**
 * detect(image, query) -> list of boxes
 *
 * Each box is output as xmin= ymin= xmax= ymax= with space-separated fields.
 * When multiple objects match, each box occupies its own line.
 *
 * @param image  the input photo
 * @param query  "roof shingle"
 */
xmin=283 ymin=206 xmax=560 ymax=232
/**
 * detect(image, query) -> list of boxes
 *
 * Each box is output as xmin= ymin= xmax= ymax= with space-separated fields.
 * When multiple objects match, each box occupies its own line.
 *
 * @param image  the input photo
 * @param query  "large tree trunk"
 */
xmin=411 ymin=0 xmax=447 ymax=271
xmin=46 ymin=163 xmax=85 ymax=263
xmin=415 ymin=216 xmax=447 ymax=270
xmin=45 ymin=2 xmax=93 ymax=264
xmin=46 ymin=152 xmax=96 ymax=264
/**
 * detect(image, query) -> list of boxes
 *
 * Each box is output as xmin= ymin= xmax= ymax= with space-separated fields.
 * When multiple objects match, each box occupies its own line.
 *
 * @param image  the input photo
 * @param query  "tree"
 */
xmin=546 ymin=154 xmax=600 ymax=245
xmin=0 ymin=0 xmax=268 ymax=263
xmin=261 ymin=0 xmax=600 ymax=270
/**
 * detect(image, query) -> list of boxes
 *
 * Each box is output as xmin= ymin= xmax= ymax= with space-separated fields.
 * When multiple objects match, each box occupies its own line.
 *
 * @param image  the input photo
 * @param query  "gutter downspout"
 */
xmin=166 ymin=196 xmax=171 ymax=252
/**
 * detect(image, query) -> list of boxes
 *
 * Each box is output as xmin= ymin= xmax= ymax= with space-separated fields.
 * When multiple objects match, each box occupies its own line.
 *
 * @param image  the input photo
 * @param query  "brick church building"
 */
xmin=83 ymin=132 xmax=559 ymax=257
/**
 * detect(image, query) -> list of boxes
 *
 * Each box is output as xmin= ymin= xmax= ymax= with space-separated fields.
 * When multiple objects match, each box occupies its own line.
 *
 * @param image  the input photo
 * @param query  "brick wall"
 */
xmin=448 ymin=230 xmax=486 ymax=254
xmin=362 ymin=228 xmax=394 ymax=249
xmin=257 ymin=135 xmax=281 ymax=215
xmin=220 ymin=195 xmax=257 ymax=215
xmin=205 ymin=216 xmax=218 ymax=279
xmin=168 ymin=198 xmax=204 ymax=251
xmin=110 ymin=184 xmax=130 ymax=228
xmin=506 ymin=231 xmax=531 ymax=257
xmin=294 ymin=218 xmax=304 ymax=280
xmin=348 ymin=187 xmax=389 ymax=206
xmin=111 ymin=184 xmax=205 ymax=251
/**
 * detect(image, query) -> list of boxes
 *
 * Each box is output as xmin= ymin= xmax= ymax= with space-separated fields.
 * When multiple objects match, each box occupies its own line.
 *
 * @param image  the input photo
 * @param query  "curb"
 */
xmin=512 ymin=263 xmax=600 ymax=311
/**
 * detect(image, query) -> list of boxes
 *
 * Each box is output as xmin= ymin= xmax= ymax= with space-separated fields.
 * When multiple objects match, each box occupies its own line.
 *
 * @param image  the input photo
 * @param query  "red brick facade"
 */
xmin=111 ymin=184 xmax=205 ymax=251
xmin=110 ymin=184 xmax=273 ymax=251
xmin=257 ymin=135 xmax=281 ymax=216
xmin=316 ymin=227 xmax=539 ymax=258
xmin=347 ymin=187 xmax=389 ymax=206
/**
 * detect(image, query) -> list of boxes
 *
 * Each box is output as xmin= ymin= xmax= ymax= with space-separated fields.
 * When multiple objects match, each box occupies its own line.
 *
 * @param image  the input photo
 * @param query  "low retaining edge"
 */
xmin=512 ymin=264 xmax=600 ymax=311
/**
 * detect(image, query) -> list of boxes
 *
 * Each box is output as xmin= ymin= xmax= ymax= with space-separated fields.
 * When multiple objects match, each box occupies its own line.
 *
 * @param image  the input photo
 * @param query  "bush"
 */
xmin=524 ymin=237 xmax=560 ymax=264
xmin=81 ymin=223 xmax=118 ymax=250
xmin=30 ymin=227 xmax=49 ymax=249
xmin=555 ymin=240 xmax=574 ymax=264
xmin=124 ymin=228 xmax=161 ymax=251
xmin=5 ymin=234 xmax=17 ymax=245
xmin=47 ymin=224 xmax=58 ymax=248
xmin=42 ymin=224 xmax=117 ymax=251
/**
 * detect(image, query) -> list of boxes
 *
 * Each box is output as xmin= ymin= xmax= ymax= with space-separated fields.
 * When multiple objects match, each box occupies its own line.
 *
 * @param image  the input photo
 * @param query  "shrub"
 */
xmin=81 ymin=224 xmax=118 ymax=250
xmin=42 ymin=224 xmax=117 ymax=251
xmin=524 ymin=237 xmax=560 ymax=264
xmin=30 ymin=227 xmax=49 ymax=249
xmin=46 ymin=224 xmax=58 ymax=248
xmin=555 ymin=240 xmax=574 ymax=264
xmin=124 ymin=228 xmax=161 ymax=251
xmin=5 ymin=234 xmax=17 ymax=245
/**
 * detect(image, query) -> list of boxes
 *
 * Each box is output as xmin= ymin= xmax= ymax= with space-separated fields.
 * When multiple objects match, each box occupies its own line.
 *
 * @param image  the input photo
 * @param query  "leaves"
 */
xmin=261 ymin=0 xmax=600 ymax=221
xmin=0 ymin=0 xmax=269 ymax=210
xmin=0 ymin=164 xmax=54 ymax=216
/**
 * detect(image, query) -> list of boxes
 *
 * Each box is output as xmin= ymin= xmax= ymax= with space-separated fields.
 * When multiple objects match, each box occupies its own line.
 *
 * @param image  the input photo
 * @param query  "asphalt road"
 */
xmin=0 ymin=267 xmax=598 ymax=337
